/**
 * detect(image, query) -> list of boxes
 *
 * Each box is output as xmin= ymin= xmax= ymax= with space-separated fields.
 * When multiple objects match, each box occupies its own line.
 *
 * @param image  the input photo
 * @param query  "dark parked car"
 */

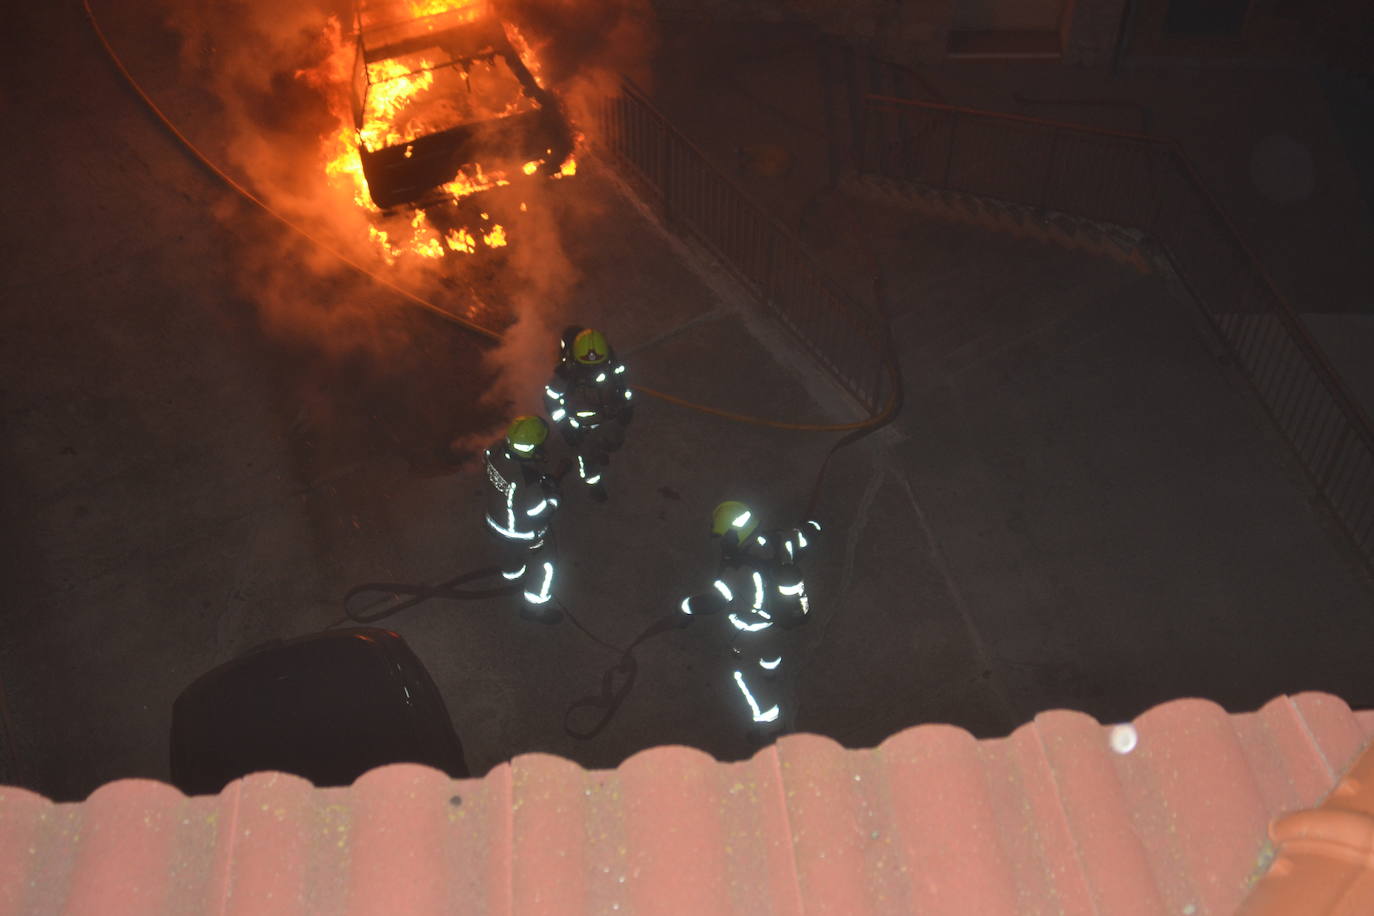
xmin=171 ymin=628 xmax=468 ymax=796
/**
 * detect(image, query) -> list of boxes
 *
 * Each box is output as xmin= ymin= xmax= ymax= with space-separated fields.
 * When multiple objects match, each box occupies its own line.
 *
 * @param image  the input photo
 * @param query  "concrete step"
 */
xmin=845 ymin=172 xmax=1153 ymax=274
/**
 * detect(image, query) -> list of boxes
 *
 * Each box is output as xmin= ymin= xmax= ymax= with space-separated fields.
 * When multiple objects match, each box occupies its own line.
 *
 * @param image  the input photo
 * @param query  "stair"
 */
xmin=843 ymin=172 xmax=1154 ymax=274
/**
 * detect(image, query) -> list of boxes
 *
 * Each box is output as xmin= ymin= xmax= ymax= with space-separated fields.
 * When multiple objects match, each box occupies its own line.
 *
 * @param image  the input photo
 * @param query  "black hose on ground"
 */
xmin=343 ymin=566 xmax=517 ymax=623
xmin=339 ymin=551 xmax=680 ymax=741
xmin=560 ymin=606 xmax=683 ymax=741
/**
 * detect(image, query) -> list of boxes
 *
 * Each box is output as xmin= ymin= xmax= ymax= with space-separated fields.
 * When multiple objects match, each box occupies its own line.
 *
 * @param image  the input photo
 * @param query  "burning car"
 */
xmin=349 ymin=0 xmax=574 ymax=211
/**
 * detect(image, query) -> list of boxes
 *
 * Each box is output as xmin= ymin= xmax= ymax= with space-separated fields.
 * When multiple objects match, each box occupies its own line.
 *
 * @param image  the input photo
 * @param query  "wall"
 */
xmin=950 ymin=0 xmax=1065 ymax=31
xmin=651 ymin=0 xmax=1129 ymax=66
xmin=1060 ymin=0 xmax=1129 ymax=66
xmin=651 ymin=0 xmax=956 ymax=63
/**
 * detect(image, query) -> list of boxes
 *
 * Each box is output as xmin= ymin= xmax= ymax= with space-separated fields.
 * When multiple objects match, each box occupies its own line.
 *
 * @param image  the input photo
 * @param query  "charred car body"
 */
xmin=351 ymin=0 xmax=574 ymax=210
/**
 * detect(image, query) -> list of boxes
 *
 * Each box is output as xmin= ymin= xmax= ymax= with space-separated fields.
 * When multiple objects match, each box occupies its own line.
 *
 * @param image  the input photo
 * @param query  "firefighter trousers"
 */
xmin=730 ymin=625 xmax=786 ymax=734
xmin=490 ymin=531 xmax=557 ymax=612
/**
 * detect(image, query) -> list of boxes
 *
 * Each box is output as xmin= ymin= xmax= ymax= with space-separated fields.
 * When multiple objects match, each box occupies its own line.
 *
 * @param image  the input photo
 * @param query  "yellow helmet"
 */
xmin=711 ymin=501 xmax=758 ymax=541
xmin=572 ymin=328 xmax=609 ymax=365
xmin=505 ymin=415 xmax=548 ymax=456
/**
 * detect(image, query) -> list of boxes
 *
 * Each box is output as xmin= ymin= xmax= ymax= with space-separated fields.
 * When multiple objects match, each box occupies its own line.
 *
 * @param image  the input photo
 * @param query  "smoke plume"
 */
xmin=156 ymin=0 xmax=655 ymax=463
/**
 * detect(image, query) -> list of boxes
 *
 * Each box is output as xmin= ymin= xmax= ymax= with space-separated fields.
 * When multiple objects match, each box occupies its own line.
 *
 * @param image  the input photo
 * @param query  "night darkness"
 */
xmin=2 ymin=0 xmax=1373 ymax=802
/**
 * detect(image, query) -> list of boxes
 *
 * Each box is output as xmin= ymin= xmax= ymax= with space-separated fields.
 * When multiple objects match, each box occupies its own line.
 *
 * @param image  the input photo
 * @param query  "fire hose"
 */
xmin=338 ymin=557 xmax=675 ymax=741
xmin=338 ymin=465 xmax=694 ymax=740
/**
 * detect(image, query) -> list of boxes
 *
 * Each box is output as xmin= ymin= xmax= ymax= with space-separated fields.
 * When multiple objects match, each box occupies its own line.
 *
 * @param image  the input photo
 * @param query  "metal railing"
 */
xmin=588 ymin=81 xmax=891 ymax=418
xmin=856 ymin=92 xmax=1374 ymax=568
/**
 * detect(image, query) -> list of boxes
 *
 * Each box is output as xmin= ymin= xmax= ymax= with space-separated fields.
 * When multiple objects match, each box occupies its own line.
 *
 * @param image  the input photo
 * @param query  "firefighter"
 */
xmin=677 ymin=501 xmax=821 ymax=738
xmin=543 ymin=327 xmax=633 ymax=503
xmin=483 ymin=415 xmax=562 ymax=622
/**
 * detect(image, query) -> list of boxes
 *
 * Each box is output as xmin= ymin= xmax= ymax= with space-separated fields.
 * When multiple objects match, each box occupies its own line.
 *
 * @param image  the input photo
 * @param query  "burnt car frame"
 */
xmin=351 ymin=0 xmax=574 ymax=210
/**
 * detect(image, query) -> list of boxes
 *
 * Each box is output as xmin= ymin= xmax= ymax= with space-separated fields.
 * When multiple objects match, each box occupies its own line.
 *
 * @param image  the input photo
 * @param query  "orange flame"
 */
xmin=299 ymin=1 xmax=578 ymax=261
xmin=445 ymin=227 xmax=477 ymax=253
xmin=482 ymin=224 xmax=508 ymax=247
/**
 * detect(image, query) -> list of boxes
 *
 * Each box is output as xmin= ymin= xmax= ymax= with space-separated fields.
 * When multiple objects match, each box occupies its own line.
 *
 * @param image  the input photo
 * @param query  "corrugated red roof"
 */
xmin=2 ymin=692 xmax=1371 ymax=915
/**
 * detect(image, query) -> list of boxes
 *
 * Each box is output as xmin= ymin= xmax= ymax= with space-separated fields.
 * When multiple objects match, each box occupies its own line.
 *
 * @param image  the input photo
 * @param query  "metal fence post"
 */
xmin=942 ymin=112 xmax=958 ymax=188
xmin=848 ymin=46 xmax=866 ymax=174
xmin=764 ymin=231 xmax=777 ymax=308
xmin=1147 ymin=148 xmax=1171 ymax=236
xmin=1320 ymin=426 xmax=1354 ymax=489
xmin=1040 ymin=128 xmax=1059 ymax=210
xmin=659 ymin=122 xmax=672 ymax=226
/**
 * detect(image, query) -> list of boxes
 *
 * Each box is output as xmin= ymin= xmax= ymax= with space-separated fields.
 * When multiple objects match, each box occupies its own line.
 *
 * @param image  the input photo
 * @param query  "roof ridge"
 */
xmin=496 ymin=761 xmax=513 ymax=915
xmin=1029 ymin=715 xmax=1101 ymax=915
xmin=762 ymin=743 xmax=807 ymax=916
xmin=207 ymin=777 xmax=242 ymax=916
xmin=1286 ymin=694 xmax=1337 ymax=784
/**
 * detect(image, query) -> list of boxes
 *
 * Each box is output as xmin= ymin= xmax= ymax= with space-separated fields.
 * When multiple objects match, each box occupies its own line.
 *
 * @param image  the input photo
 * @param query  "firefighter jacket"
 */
xmin=483 ymin=445 xmax=560 ymax=543
xmin=677 ymin=521 xmax=819 ymax=730
xmin=543 ymin=355 xmax=633 ymax=441
xmin=678 ymin=521 xmax=820 ymax=627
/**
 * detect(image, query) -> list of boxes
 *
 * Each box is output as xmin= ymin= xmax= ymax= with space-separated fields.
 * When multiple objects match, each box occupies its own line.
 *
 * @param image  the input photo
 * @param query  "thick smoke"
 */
xmin=158 ymin=0 xmax=655 ymax=461
xmin=161 ymin=0 xmax=423 ymax=353
xmin=498 ymin=0 xmax=657 ymax=120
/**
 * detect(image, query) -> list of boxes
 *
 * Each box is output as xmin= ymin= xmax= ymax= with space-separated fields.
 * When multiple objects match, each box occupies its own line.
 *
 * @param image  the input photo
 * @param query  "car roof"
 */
xmin=170 ymin=628 xmax=466 ymax=795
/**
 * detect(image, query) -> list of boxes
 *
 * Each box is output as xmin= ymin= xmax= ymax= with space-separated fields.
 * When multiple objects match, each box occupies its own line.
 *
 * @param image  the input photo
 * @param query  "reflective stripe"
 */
xmin=545 ymin=385 xmax=563 ymax=400
xmin=502 ymin=565 xmax=526 ymax=581
xmin=732 ymin=510 xmax=751 ymax=528
xmin=551 ymin=408 xmax=566 ymax=421
xmin=486 ymin=514 xmax=537 ymax=540
xmin=799 ymin=595 xmax=810 ymax=615
xmin=596 ymin=373 xmax=607 ymax=383
xmin=756 ymin=536 xmax=767 ymax=547
xmin=486 ymin=452 xmax=527 ymax=542
xmin=713 ymin=579 xmax=733 ymax=601
xmin=778 ymin=581 xmax=805 ymax=596
xmin=624 ymin=390 xmax=632 ymax=400
xmin=759 ymin=656 xmax=781 ymax=670
xmin=733 ymin=671 xmax=780 ymax=723
xmin=785 ymin=541 xmax=795 ymax=561
xmin=526 ymin=499 xmax=548 ymax=517
xmin=569 ymin=418 xmax=580 ymax=429
xmin=511 ymin=441 xmax=535 ymax=453
xmin=752 ymin=571 xmax=764 ymax=609
xmin=576 ymin=455 xmax=587 ymax=479
xmin=614 ymin=364 xmax=626 ymax=374
xmin=585 ymin=474 xmax=601 ymax=485
xmin=680 ymin=597 xmax=693 ymax=615
xmin=807 ymin=520 xmax=821 ymax=532
xmin=485 ymin=451 xmax=514 ymax=500
xmin=728 ymin=613 xmax=771 ymax=632
xmin=524 ymin=561 xmax=554 ymax=604
xmin=796 ymin=531 xmax=807 ymax=549
xmin=576 ymin=410 xmax=597 ymax=418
